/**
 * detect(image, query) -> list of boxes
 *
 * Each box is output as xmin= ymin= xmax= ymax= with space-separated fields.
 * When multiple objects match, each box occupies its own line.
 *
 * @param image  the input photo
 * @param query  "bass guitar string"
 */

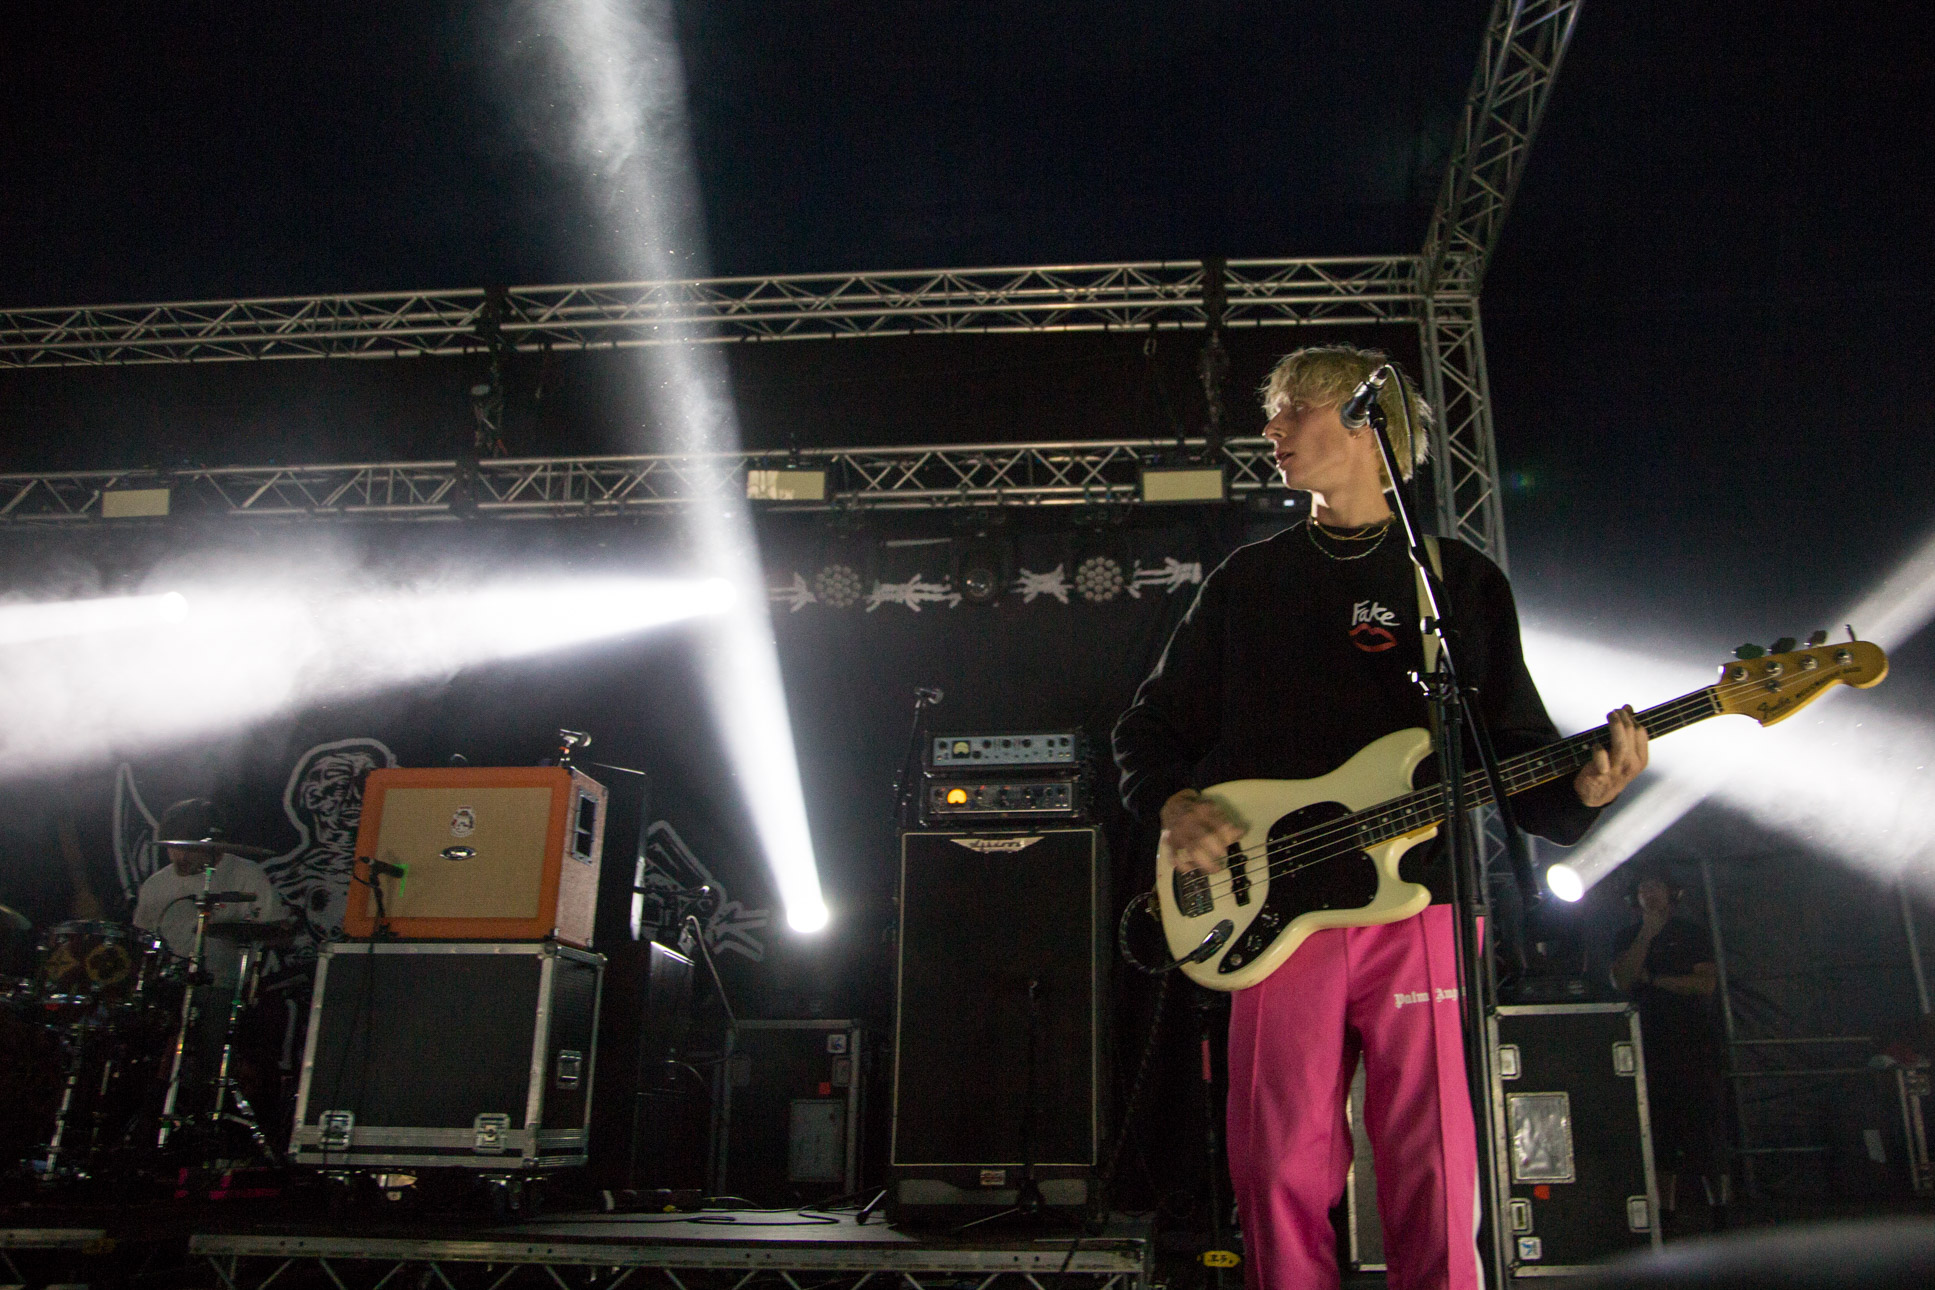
xmin=1176 ymin=686 xmax=1716 ymax=902
xmin=1172 ymin=664 xmax=1821 ymax=906
xmin=1178 ymin=660 xmax=1852 ymax=906
xmin=1178 ymin=684 xmax=1732 ymax=904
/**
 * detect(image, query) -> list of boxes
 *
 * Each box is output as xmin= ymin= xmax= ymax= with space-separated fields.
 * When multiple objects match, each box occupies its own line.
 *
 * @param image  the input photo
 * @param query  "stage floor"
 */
xmin=6 ymin=1205 xmax=1153 ymax=1288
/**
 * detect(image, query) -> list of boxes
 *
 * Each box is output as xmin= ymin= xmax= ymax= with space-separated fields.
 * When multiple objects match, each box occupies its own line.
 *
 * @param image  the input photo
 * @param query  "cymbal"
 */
xmin=205 ymin=921 xmax=299 ymax=945
xmin=0 ymin=903 xmax=29 ymax=933
xmin=156 ymin=838 xmax=276 ymax=859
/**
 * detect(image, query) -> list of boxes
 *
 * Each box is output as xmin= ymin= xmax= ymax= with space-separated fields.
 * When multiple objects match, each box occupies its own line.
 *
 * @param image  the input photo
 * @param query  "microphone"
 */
xmin=202 ymin=891 xmax=259 ymax=905
xmin=359 ymin=858 xmax=408 ymax=880
xmin=914 ymin=686 xmax=944 ymax=705
xmin=1337 ymin=368 xmax=1391 ymax=430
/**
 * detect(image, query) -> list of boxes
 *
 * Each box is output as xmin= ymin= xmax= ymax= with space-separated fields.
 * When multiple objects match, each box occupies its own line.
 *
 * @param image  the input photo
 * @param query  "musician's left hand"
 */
xmin=1574 ymin=705 xmax=1648 ymax=807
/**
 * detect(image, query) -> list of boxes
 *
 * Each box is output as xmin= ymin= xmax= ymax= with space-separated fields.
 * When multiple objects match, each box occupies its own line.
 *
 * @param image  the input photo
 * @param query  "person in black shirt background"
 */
xmin=1611 ymin=864 xmax=1726 ymax=1231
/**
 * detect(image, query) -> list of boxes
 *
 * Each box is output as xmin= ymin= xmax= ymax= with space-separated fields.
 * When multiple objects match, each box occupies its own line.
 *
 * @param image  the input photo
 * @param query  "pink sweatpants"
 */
xmin=1226 ymin=905 xmax=1481 ymax=1290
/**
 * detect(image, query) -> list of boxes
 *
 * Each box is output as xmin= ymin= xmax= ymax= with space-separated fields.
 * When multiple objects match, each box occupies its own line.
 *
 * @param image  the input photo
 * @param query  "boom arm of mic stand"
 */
xmin=1363 ymin=379 xmax=1516 ymax=1288
xmin=1360 ymin=367 xmax=1539 ymax=908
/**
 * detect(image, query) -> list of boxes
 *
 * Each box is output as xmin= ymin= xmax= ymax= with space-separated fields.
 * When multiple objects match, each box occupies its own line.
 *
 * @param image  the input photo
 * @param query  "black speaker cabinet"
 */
xmin=890 ymin=828 xmax=1107 ymax=1222
xmin=588 ymin=939 xmax=700 ymax=1190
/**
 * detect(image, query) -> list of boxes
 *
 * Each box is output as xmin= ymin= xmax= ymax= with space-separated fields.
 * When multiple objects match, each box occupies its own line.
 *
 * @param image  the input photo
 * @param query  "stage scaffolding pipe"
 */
xmin=1701 ymin=858 xmax=1935 ymax=1198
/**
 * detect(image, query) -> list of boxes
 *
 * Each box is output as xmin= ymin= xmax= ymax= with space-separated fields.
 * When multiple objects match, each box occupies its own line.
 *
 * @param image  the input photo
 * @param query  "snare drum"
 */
xmin=34 ymin=920 xmax=167 ymax=1017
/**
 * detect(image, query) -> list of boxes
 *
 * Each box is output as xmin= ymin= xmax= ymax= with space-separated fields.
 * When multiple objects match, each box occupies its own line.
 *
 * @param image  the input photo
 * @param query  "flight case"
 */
xmin=1490 ymin=1002 xmax=1662 ymax=1275
xmin=290 ymin=941 xmax=602 ymax=1171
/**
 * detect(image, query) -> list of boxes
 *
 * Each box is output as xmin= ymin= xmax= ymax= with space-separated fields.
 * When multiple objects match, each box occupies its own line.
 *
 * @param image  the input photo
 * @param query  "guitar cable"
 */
xmin=1118 ymin=890 xmax=1203 ymax=976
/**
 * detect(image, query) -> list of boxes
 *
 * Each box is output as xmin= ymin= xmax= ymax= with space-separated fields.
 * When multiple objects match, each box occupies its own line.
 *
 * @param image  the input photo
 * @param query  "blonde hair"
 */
xmin=1259 ymin=345 xmax=1433 ymax=483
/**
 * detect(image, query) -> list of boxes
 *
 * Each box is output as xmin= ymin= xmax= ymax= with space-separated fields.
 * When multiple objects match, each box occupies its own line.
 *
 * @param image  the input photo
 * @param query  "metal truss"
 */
xmin=0 ymin=1228 xmax=116 ymax=1285
xmin=0 ymin=3 xmax=1589 ymax=560
xmin=1418 ymin=294 xmax=1507 ymax=565
xmin=0 ymin=258 xmax=1420 ymax=368
xmin=1410 ymin=0 xmax=1582 ymax=563
xmin=1420 ymin=0 xmax=1585 ymax=297
xmin=191 ymin=1233 xmax=1148 ymax=1290
xmin=0 ymin=438 xmax=1284 ymax=525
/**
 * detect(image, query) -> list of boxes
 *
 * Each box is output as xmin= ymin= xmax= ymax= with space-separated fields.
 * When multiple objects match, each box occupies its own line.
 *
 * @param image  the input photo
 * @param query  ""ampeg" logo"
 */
xmin=948 ymin=836 xmax=1044 ymax=854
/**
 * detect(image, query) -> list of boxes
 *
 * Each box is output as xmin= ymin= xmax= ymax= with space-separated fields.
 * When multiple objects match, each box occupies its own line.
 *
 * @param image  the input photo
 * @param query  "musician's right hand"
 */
xmin=1160 ymin=789 xmax=1245 ymax=874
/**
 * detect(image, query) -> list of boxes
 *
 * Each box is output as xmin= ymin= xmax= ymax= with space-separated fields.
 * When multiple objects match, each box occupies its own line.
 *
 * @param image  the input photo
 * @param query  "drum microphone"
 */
xmin=915 ymin=686 xmax=944 ymax=705
xmin=362 ymin=858 xmax=408 ymax=880
xmin=204 ymin=891 xmax=259 ymax=905
xmin=1338 ymin=367 xmax=1391 ymax=430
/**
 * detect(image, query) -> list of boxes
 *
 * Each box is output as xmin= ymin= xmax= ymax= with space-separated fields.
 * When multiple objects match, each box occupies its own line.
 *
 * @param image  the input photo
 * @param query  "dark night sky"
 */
xmin=3 ymin=0 xmax=1932 ymax=685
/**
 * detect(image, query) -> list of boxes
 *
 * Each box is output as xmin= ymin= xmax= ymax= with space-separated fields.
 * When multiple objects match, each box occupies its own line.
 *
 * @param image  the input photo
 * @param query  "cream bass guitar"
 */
xmin=1154 ymin=638 xmax=1888 ymax=991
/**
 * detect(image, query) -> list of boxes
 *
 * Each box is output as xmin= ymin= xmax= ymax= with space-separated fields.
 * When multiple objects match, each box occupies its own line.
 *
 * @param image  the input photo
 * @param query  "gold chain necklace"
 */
xmin=1306 ymin=517 xmax=1393 ymax=561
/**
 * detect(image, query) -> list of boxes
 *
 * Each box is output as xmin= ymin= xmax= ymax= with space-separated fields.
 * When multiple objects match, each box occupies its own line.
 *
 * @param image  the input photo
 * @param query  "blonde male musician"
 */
xmin=1113 ymin=345 xmax=1648 ymax=1290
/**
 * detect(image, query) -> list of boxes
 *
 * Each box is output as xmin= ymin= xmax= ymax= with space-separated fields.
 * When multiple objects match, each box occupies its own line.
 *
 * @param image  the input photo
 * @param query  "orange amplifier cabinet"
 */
xmin=343 ymin=767 xmax=607 ymax=947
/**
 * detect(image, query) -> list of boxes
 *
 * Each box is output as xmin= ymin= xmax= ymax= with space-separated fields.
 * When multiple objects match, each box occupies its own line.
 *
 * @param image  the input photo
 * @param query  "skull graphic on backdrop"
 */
xmin=260 ymin=738 xmax=397 ymax=961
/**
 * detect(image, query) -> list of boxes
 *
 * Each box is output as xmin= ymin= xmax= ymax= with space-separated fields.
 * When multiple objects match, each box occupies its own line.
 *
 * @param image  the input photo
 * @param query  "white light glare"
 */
xmin=788 ymin=898 xmax=831 ymax=934
xmin=0 ymin=572 xmax=732 ymax=777
xmin=1523 ymin=624 xmax=1935 ymax=896
xmin=1545 ymin=863 xmax=1585 ymax=903
xmin=0 ymin=591 xmax=188 ymax=646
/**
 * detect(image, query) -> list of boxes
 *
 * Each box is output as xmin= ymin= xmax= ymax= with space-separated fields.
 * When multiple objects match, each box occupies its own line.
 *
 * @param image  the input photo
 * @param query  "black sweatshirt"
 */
xmin=1112 ymin=522 xmax=1599 ymax=902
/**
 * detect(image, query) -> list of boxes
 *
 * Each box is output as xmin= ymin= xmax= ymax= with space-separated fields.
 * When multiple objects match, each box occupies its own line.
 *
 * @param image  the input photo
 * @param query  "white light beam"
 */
xmin=0 ymin=591 xmax=188 ymax=646
xmin=1524 ymin=542 xmax=1935 ymax=895
xmin=0 ymin=574 xmax=733 ymax=778
xmin=529 ymin=0 xmax=829 ymax=932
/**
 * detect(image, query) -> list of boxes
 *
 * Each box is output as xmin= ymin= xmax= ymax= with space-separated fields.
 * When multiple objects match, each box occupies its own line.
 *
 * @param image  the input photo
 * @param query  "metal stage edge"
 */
xmin=1 ymin=1226 xmax=110 ymax=1284
xmin=188 ymin=1215 xmax=1152 ymax=1290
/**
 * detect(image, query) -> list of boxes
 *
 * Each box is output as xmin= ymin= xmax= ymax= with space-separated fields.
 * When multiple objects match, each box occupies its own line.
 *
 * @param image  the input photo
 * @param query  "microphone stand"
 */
xmin=156 ymin=867 xmax=217 ymax=1149
xmin=1359 ymin=371 xmax=1532 ymax=1288
xmin=891 ymin=688 xmax=944 ymax=829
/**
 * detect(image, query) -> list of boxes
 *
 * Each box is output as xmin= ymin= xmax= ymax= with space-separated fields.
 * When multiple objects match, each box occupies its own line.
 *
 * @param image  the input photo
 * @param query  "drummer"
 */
xmin=133 ymin=799 xmax=285 ymax=989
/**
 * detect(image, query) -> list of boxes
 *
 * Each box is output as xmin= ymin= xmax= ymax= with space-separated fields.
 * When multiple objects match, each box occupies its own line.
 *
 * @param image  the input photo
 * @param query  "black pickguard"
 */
xmin=1217 ymin=800 xmax=1380 ymax=976
xmin=1171 ymin=838 xmax=1253 ymax=918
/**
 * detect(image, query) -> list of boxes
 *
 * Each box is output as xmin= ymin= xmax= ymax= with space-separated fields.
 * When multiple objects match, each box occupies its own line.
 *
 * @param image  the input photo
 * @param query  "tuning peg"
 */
xmin=1770 ymin=636 xmax=1798 ymax=655
xmin=1807 ymin=630 xmax=1829 ymax=647
xmin=1734 ymin=643 xmax=1766 ymax=660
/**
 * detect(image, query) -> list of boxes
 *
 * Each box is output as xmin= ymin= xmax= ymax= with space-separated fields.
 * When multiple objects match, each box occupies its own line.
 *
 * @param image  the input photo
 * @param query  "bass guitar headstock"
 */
xmin=1714 ymin=633 xmax=1888 ymax=727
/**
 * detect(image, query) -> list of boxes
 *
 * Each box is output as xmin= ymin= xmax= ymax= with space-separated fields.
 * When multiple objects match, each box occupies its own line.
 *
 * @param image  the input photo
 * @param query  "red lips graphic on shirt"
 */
xmin=1348 ymin=622 xmax=1398 ymax=653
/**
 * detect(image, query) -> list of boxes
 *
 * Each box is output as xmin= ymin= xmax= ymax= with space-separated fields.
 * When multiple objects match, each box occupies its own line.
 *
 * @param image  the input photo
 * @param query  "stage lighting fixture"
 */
xmin=810 ymin=563 xmax=862 ymax=610
xmin=809 ymin=524 xmax=876 ymax=611
xmin=1545 ymin=863 xmax=1585 ymax=903
xmin=0 ymin=590 xmax=189 ymax=646
xmin=1246 ymin=489 xmax=1308 ymax=515
xmin=1140 ymin=465 xmax=1226 ymax=504
xmin=746 ymin=469 xmax=828 ymax=503
xmin=101 ymin=487 xmax=171 ymax=519
xmin=951 ymin=533 xmax=1012 ymax=606
xmin=1074 ymin=555 xmax=1126 ymax=603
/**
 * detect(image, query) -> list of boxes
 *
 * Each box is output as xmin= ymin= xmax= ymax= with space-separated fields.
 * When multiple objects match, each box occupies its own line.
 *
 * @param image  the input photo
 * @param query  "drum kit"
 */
xmin=0 ymin=839 xmax=299 ymax=1189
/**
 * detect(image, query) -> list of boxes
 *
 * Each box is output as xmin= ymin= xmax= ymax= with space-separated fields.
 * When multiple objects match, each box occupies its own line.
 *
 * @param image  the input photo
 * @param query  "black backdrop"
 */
xmin=0 ymin=504 xmax=1288 ymax=1209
